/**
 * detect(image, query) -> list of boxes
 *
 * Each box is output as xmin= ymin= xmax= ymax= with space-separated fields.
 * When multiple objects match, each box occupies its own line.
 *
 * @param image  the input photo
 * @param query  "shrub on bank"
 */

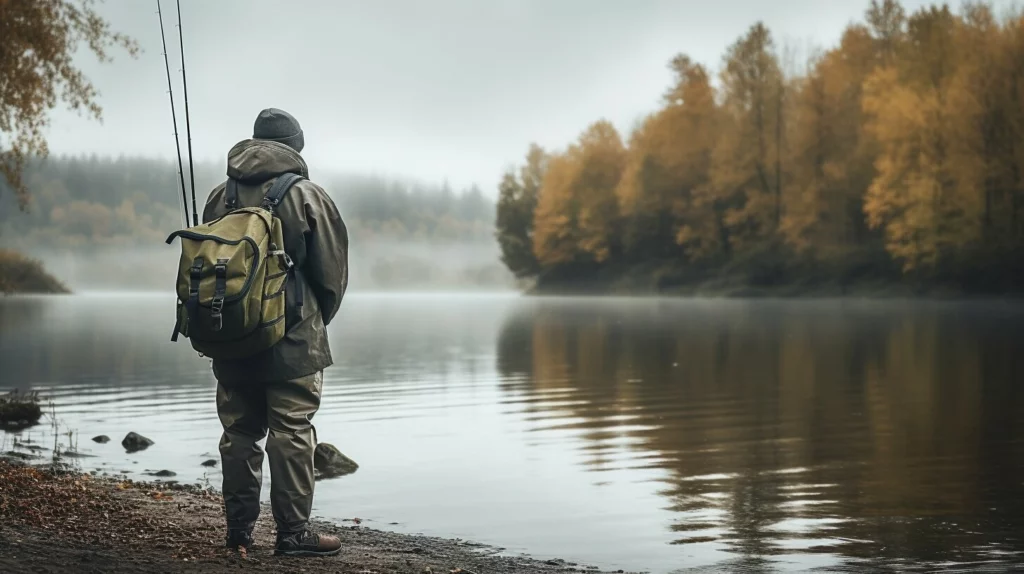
xmin=0 ymin=390 xmax=43 ymax=430
xmin=0 ymin=249 xmax=69 ymax=294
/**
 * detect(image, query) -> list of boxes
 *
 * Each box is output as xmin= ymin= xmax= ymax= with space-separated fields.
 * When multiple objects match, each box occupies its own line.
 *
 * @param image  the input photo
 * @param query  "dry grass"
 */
xmin=0 ymin=390 xmax=44 ymax=430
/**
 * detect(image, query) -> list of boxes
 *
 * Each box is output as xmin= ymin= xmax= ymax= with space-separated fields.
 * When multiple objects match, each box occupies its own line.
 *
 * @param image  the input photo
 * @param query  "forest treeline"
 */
xmin=496 ymin=0 xmax=1024 ymax=295
xmin=0 ymin=156 xmax=509 ymax=290
xmin=0 ymin=155 xmax=494 ymax=247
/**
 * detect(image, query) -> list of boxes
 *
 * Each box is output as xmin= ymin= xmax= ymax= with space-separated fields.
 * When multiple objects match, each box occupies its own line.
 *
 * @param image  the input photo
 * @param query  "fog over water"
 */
xmin=24 ymin=240 xmax=510 ymax=293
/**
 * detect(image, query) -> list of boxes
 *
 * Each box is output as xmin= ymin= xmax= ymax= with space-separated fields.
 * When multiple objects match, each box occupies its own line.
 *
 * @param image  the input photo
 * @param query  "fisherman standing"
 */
xmin=201 ymin=108 xmax=348 ymax=556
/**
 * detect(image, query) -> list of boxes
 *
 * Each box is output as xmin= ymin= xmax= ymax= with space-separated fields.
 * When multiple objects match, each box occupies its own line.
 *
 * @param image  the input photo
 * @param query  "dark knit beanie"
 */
xmin=253 ymin=108 xmax=304 ymax=152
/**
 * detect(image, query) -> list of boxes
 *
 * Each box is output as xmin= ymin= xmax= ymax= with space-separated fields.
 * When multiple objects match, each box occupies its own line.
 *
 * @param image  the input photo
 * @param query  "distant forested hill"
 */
xmin=0 ymin=156 xmax=511 ymax=291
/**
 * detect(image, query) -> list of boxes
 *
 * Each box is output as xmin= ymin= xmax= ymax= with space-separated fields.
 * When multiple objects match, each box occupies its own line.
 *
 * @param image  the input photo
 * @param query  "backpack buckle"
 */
xmin=188 ymin=259 xmax=203 ymax=296
xmin=269 ymin=247 xmax=293 ymax=270
xmin=260 ymin=194 xmax=282 ymax=212
xmin=186 ymin=257 xmax=204 ymax=324
xmin=210 ymin=298 xmax=224 ymax=331
xmin=211 ymin=260 xmax=228 ymax=332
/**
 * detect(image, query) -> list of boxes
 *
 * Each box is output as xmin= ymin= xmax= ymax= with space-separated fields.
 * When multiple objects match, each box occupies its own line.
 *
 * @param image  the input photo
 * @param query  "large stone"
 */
xmin=313 ymin=443 xmax=358 ymax=479
xmin=92 ymin=435 xmax=110 ymax=444
xmin=121 ymin=432 xmax=154 ymax=453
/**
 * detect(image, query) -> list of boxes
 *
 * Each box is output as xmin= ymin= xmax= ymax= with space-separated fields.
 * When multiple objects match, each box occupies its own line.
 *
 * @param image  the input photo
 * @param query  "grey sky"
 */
xmin=45 ymin=0 xmax=1010 ymax=193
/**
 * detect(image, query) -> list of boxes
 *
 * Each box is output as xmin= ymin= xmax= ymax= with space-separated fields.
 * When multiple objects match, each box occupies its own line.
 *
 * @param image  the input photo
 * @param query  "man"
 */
xmin=202 ymin=108 xmax=348 ymax=557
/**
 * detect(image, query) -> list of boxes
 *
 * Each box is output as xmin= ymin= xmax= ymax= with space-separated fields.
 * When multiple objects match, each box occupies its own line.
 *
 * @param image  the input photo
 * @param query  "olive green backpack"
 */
xmin=165 ymin=173 xmax=304 ymax=359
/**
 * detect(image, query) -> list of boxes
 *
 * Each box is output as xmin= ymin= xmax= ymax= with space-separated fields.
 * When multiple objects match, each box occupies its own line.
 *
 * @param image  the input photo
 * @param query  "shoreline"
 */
xmin=5 ymin=288 xmax=1024 ymax=302
xmin=0 ymin=460 xmax=626 ymax=574
xmin=527 ymin=280 xmax=1024 ymax=300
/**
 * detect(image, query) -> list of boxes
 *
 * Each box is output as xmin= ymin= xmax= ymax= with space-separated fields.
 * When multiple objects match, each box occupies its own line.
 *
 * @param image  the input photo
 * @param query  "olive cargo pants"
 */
xmin=216 ymin=371 xmax=322 ymax=533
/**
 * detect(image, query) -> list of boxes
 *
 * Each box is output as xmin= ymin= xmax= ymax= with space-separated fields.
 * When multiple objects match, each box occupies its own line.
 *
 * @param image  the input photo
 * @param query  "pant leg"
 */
xmin=266 ymin=371 xmax=323 ymax=533
xmin=216 ymin=380 xmax=269 ymax=531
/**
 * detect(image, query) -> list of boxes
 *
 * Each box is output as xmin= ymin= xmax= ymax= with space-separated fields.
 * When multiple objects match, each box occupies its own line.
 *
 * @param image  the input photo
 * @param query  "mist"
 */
xmin=20 ymin=240 xmax=511 ymax=293
xmin=0 ymin=155 xmax=512 ymax=293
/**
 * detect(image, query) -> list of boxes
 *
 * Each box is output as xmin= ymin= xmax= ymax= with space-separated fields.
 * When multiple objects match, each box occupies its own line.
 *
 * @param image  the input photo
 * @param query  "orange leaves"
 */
xmin=858 ymin=4 xmax=1022 ymax=271
xmin=533 ymin=121 xmax=626 ymax=268
xmin=0 ymin=0 xmax=137 ymax=209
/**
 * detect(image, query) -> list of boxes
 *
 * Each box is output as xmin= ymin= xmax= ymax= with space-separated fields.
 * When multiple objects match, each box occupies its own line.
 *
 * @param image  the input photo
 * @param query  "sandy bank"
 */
xmin=0 ymin=461 xmax=627 ymax=574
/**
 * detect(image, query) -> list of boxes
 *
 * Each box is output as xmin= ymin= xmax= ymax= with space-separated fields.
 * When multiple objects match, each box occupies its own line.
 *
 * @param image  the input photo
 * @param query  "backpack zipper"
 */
xmin=202 ymin=207 xmax=274 ymax=239
xmin=166 ymin=230 xmax=260 ymax=304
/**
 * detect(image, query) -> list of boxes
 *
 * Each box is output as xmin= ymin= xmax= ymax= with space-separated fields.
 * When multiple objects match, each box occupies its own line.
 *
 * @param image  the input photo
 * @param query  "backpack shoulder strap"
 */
xmin=225 ymin=178 xmax=240 ymax=209
xmin=261 ymin=173 xmax=305 ymax=212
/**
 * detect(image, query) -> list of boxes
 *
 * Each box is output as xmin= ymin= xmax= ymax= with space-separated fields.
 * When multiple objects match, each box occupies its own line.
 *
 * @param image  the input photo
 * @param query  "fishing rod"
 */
xmin=157 ymin=0 xmax=190 ymax=228
xmin=176 ymin=0 xmax=198 ymax=226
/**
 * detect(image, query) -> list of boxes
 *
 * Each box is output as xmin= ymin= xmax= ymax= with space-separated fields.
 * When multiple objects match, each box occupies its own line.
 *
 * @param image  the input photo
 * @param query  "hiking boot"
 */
xmin=274 ymin=529 xmax=342 ymax=557
xmin=225 ymin=528 xmax=254 ymax=550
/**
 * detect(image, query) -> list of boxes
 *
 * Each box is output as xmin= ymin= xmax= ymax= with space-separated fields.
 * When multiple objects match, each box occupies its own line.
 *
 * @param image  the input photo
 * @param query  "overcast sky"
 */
xmin=44 ymin=0 xmax=1015 ymax=193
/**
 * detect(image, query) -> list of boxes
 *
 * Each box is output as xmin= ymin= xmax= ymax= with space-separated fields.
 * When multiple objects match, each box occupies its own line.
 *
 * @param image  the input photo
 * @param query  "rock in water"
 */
xmin=201 ymin=459 xmax=218 ymax=467
xmin=122 ymin=432 xmax=154 ymax=453
xmin=314 ymin=443 xmax=358 ymax=479
xmin=92 ymin=435 xmax=110 ymax=444
xmin=152 ymin=470 xmax=176 ymax=477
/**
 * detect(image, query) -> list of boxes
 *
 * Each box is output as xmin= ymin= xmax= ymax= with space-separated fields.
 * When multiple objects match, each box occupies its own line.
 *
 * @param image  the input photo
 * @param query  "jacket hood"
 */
xmin=226 ymin=139 xmax=309 ymax=183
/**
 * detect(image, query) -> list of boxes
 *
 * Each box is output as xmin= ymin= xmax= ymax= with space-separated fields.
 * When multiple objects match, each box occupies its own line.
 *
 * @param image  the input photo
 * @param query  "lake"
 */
xmin=1 ymin=293 xmax=1023 ymax=573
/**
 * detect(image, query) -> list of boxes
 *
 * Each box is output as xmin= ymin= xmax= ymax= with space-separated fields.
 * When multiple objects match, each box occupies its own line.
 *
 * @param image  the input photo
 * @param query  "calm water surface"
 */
xmin=1 ymin=293 xmax=1023 ymax=573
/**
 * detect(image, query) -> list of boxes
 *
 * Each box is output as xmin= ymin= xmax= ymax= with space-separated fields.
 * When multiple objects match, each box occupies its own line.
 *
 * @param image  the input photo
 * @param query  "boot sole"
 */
xmin=273 ymin=548 xmax=342 ymax=557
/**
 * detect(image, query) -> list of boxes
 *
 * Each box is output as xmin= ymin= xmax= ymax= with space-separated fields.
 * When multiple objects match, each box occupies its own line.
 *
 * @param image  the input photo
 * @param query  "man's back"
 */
xmin=203 ymin=138 xmax=348 ymax=384
xmin=205 ymin=108 xmax=347 ymax=558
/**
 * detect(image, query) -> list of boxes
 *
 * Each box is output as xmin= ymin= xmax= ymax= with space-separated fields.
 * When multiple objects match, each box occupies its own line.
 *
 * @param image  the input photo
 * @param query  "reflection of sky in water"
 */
xmin=2 ymin=294 xmax=1024 ymax=573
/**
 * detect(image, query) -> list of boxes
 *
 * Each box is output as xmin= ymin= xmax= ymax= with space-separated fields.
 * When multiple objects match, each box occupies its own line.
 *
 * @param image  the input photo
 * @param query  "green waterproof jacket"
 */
xmin=202 ymin=139 xmax=349 ymax=384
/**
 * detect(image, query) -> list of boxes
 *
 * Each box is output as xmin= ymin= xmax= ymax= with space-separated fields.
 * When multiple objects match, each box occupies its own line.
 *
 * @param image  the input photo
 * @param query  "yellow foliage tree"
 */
xmin=783 ymin=25 xmax=881 ymax=255
xmin=862 ymin=6 xmax=984 ymax=270
xmin=533 ymin=121 xmax=626 ymax=267
xmin=617 ymin=55 xmax=722 ymax=260
xmin=710 ymin=22 xmax=786 ymax=251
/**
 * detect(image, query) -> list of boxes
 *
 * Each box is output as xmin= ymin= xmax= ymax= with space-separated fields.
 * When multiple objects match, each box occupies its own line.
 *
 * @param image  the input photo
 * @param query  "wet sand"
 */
xmin=0 ymin=461 xmax=626 ymax=574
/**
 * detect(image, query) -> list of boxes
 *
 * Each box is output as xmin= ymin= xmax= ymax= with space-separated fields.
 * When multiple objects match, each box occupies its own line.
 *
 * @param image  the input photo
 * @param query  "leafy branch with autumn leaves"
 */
xmin=0 ymin=0 xmax=138 ymax=210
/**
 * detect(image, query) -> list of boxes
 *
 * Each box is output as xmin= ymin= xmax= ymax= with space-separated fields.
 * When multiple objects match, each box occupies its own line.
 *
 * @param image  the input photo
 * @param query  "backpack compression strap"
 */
xmin=261 ymin=173 xmax=305 ymax=212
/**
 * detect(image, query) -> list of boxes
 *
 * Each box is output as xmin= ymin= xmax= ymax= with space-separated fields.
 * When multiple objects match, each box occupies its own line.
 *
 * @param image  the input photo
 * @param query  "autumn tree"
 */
xmin=866 ymin=0 xmax=907 ymax=64
xmin=0 ymin=0 xmax=137 ymax=209
xmin=951 ymin=4 xmax=1024 ymax=252
xmin=710 ymin=22 xmax=787 ymax=251
xmin=533 ymin=121 xmax=626 ymax=268
xmin=617 ymin=55 xmax=722 ymax=260
xmin=783 ymin=22 xmax=883 ymax=255
xmin=862 ymin=5 xmax=975 ymax=271
xmin=496 ymin=144 xmax=547 ymax=278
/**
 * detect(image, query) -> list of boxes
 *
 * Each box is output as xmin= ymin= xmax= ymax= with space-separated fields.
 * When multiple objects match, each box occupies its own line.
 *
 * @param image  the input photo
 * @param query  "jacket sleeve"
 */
xmin=302 ymin=185 xmax=349 ymax=326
